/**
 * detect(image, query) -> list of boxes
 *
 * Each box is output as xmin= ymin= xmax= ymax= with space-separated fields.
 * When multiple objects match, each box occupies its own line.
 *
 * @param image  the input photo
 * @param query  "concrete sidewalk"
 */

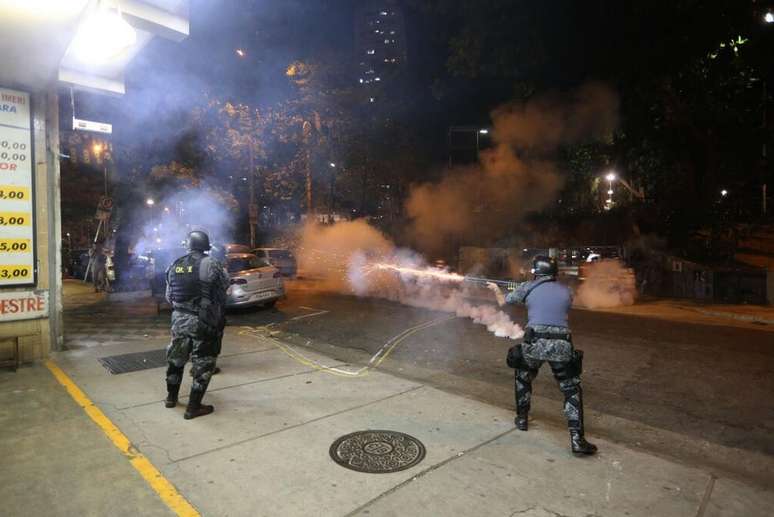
xmin=3 ymin=327 xmax=773 ymax=516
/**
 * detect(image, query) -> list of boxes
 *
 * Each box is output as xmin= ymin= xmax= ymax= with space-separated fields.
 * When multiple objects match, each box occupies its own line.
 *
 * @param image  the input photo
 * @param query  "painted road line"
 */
xmin=288 ymin=310 xmax=329 ymax=321
xmin=241 ymin=314 xmax=456 ymax=378
xmin=44 ymin=360 xmax=199 ymax=517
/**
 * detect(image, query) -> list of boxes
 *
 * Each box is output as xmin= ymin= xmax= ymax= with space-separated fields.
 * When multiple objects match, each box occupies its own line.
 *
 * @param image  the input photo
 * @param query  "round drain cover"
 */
xmin=329 ymin=430 xmax=426 ymax=473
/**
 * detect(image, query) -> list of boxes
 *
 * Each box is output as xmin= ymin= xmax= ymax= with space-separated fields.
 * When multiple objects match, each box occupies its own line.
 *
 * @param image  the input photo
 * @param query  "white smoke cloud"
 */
xmin=574 ymin=259 xmax=636 ymax=309
xmin=296 ymin=220 xmax=523 ymax=339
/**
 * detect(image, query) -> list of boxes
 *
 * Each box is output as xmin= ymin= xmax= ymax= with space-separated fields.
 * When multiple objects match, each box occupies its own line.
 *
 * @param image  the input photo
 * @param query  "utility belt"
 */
xmin=522 ymin=327 xmax=571 ymax=343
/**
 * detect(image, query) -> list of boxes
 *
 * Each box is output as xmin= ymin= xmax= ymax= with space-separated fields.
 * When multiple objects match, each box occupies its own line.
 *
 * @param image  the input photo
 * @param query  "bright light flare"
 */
xmin=366 ymin=263 xmax=466 ymax=283
xmin=605 ymin=172 xmax=617 ymax=182
xmin=765 ymin=11 xmax=774 ymax=23
xmin=146 ymin=198 xmax=155 ymax=206
xmin=720 ymin=189 xmax=728 ymax=197
xmin=70 ymin=8 xmax=136 ymax=64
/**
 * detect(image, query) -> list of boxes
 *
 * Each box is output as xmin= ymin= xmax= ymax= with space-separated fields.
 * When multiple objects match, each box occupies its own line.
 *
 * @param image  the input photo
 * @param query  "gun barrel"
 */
xmin=463 ymin=276 xmax=515 ymax=287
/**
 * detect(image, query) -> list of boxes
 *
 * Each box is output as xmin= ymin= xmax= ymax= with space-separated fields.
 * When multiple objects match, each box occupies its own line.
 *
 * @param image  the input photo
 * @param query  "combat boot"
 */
xmin=514 ymin=407 xmax=529 ymax=431
xmin=570 ymin=428 xmax=597 ymax=455
xmin=164 ymin=383 xmax=180 ymax=408
xmin=184 ymin=389 xmax=214 ymax=420
xmin=567 ymin=394 xmax=597 ymax=455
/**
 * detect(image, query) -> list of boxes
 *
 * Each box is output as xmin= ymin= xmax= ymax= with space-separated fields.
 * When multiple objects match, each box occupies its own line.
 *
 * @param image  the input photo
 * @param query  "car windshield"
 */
xmin=227 ymin=256 xmax=270 ymax=273
xmin=269 ymin=250 xmax=294 ymax=259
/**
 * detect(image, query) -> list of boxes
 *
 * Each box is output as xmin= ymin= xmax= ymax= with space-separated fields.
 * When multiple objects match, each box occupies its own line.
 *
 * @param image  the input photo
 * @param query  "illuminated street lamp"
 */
xmin=765 ymin=11 xmax=774 ymax=24
xmin=235 ymin=48 xmax=246 ymax=57
xmin=479 ymin=129 xmax=489 ymax=134
xmin=70 ymin=6 xmax=137 ymax=64
xmin=721 ymin=189 xmax=728 ymax=197
xmin=146 ymin=198 xmax=155 ymax=206
xmin=329 ymin=162 xmax=336 ymax=168
xmin=600 ymin=170 xmax=645 ymax=201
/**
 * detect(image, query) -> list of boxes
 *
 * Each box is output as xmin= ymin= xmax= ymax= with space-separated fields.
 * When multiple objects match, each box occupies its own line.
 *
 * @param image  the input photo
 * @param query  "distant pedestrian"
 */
xmin=489 ymin=256 xmax=597 ymax=455
xmin=164 ymin=231 xmax=229 ymax=419
xmin=92 ymin=244 xmax=110 ymax=292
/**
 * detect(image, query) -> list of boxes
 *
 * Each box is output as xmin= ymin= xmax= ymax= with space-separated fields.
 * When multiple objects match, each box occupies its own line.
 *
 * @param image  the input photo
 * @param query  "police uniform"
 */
xmin=164 ymin=231 xmax=229 ymax=419
xmin=504 ymin=257 xmax=597 ymax=455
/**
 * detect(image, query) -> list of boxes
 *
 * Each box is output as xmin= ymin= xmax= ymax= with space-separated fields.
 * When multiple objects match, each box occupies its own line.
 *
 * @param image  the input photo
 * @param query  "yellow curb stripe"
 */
xmin=45 ymin=360 xmax=199 ymax=517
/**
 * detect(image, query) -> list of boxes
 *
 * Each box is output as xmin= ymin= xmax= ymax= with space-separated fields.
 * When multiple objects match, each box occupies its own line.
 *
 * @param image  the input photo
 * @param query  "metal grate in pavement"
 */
xmin=98 ymin=349 xmax=168 ymax=374
xmin=329 ymin=430 xmax=426 ymax=473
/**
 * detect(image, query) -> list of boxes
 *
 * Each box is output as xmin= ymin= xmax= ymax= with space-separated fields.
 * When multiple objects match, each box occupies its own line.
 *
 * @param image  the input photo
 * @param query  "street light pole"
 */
xmin=248 ymin=136 xmax=256 ymax=248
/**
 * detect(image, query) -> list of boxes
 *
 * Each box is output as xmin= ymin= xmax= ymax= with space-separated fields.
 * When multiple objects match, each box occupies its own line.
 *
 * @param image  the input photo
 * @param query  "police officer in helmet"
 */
xmin=489 ymin=255 xmax=597 ymax=455
xmin=164 ymin=230 xmax=229 ymax=419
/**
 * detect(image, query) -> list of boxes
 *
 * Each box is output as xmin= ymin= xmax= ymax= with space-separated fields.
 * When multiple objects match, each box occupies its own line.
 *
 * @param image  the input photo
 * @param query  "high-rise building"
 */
xmin=354 ymin=0 xmax=407 ymax=102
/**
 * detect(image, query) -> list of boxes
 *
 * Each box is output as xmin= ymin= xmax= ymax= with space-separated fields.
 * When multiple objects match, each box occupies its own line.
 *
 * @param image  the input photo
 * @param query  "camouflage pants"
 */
xmin=516 ymin=331 xmax=583 ymax=429
xmin=166 ymin=311 xmax=218 ymax=393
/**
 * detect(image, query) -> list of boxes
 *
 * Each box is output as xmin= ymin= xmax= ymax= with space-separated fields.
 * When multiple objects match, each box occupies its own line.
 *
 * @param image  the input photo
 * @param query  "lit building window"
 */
xmin=374 ymin=77 xmax=381 ymax=81
xmin=367 ymin=49 xmax=375 ymax=55
xmin=384 ymin=39 xmax=390 ymax=44
xmin=369 ymin=97 xmax=375 ymax=102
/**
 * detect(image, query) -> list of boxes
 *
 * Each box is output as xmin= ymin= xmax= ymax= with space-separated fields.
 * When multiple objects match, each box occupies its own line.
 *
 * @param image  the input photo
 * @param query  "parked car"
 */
xmin=226 ymin=253 xmax=285 ymax=308
xmin=252 ymin=248 xmax=297 ymax=277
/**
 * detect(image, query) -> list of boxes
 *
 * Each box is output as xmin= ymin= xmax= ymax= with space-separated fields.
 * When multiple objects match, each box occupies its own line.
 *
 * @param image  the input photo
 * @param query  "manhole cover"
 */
xmin=329 ymin=430 xmax=426 ymax=473
xmin=98 ymin=349 xmax=167 ymax=374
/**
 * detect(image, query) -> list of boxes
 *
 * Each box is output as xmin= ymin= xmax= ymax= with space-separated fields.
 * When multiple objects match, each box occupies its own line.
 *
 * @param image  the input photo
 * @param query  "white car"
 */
xmin=225 ymin=253 xmax=285 ymax=308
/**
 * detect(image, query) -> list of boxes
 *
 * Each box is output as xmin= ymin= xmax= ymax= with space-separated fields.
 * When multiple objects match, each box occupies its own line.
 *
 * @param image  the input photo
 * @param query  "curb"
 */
xmin=691 ymin=308 xmax=774 ymax=325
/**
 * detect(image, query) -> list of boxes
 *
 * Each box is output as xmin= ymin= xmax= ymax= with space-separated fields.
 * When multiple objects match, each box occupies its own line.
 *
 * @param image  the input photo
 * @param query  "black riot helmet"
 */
xmin=187 ymin=230 xmax=211 ymax=252
xmin=532 ymin=255 xmax=558 ymax=278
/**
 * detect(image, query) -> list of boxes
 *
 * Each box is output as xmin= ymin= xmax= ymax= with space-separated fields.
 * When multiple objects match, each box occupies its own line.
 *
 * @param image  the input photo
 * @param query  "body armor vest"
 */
xmin=167 ymin=253 xmax=204 ymax=303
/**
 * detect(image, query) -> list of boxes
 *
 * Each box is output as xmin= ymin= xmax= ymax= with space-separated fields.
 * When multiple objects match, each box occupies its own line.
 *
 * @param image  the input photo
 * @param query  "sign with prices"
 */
xmin=0 ymin=87 xmax=35 ymax=287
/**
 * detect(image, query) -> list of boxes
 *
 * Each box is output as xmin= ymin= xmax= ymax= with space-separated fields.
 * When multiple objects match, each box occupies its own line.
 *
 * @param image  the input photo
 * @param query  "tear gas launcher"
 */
xmin=462 ymin=277 xmax=518 ymax=290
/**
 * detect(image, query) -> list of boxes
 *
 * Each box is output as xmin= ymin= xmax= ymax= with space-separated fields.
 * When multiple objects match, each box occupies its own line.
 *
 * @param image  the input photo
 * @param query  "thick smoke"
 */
xmin=574 ymin=259 xmax=636 ymax=309
xmin=406 ymin=82 xmax=619 ymax=255
xmin=133 ymin=189 xmax=236 ymax=256
xmin=296 ymin=220 xmax=523 ymax=339
xmin=296 ymin=220 xmax=393 ymax=289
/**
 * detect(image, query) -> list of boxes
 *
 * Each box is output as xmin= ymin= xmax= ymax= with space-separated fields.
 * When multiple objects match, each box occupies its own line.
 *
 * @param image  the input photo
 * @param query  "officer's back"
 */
xmin=524 ymin=279 xmax=572 ymax=328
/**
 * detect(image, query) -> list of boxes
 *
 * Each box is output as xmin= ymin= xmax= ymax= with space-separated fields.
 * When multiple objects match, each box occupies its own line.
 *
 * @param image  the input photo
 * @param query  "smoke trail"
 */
xmin=574 ymin=259 xmax=636 ymax=309
xmin=296 ymin=220 xmax=523 ymax=339
xmin=405 ymin=81 xmax=619 ymax=256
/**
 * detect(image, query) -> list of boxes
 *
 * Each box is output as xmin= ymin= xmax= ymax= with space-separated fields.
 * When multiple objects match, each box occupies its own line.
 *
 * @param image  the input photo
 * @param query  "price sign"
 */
xmin=0 ymin=87 xmax=35 ymax=287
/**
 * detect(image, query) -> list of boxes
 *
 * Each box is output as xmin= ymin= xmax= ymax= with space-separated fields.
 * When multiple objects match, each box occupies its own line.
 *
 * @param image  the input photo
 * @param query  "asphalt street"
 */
xmin=225 ymin=281 xmax=774 ymax=474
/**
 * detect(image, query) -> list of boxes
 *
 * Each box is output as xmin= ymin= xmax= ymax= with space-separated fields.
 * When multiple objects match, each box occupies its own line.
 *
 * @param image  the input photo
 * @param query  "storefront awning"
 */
xmin=0 ymin=0 xmax=188 ymax=95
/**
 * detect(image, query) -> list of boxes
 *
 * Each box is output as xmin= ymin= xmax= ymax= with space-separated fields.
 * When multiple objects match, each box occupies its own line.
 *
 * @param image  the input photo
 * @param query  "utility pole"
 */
xmin=303 ymin=120 xmax=313 ymax=216
xmin=248 ymin=137 xmax=257 ymax=248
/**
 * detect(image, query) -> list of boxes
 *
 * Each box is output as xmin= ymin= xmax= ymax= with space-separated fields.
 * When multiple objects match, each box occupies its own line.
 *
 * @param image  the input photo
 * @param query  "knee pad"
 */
xmin=166 ymin=364 xmax=184 ymax=384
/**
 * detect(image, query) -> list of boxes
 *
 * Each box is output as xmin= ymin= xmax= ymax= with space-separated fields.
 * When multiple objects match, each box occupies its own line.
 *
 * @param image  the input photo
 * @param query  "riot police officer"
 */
xmin=489 ymin=256 xmax=597 ymax=455
xmin=164 ymin=230 xmax=229 ymax=419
